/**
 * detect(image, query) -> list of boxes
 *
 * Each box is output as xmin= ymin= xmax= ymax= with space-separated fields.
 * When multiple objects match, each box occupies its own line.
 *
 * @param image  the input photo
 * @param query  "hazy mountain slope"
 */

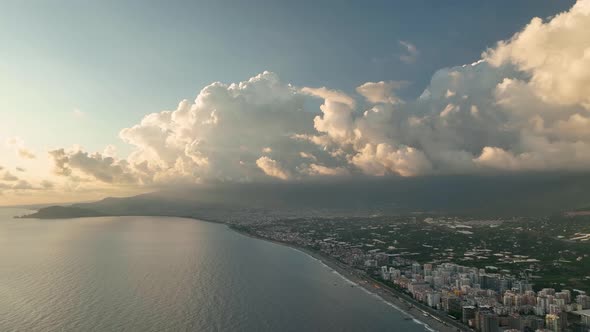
xmin=24 ymin=173 xmax=590 ymax=220
xmin=20 ymin=206 xmax=108 ymax=219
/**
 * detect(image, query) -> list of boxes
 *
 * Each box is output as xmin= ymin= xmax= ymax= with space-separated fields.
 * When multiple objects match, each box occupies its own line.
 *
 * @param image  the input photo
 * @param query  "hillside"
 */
xmin=23 ymin=173 xmax=590 ymax=220
xmin=20 ymin=206 xmax=108 ymax=219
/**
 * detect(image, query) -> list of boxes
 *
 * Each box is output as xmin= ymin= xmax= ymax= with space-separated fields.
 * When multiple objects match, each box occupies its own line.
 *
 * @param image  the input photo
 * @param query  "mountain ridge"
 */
xmin=20 ymin=173 xmax=590 ymax=220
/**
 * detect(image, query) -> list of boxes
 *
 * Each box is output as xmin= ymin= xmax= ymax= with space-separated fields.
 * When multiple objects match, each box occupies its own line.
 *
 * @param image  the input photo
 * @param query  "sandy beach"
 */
xmin=230 ymin=225 xmax=470 ymax=332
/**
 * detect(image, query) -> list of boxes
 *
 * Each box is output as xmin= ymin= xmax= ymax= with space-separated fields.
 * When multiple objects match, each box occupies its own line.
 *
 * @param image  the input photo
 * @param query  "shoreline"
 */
xmin=229 ymin=225 xmax=467 ymax=332
xmin=18 ymin=212 xmax=467 ymax=332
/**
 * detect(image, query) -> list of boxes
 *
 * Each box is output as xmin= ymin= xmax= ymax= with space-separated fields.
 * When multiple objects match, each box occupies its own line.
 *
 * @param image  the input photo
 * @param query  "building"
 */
xmin=426 ymin=291 xmax=441 ymax=308
xmin=443 ymin=296 xmax=462 ymax=316
xmin=545 ymin=314 xmax=561 ymax=332
xmin=572 ymin=309 xmax=590 ymax=329
xmin=476 ymin=310 xmax=499 ymax=332
xmin=462 ymin=305 xmax=476 ymax=325
xmin=577 ymin=295 xmax=590 ymax=309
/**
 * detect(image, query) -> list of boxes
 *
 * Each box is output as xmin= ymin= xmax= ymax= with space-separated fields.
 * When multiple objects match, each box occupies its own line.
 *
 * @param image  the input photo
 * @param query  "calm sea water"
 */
xmin=0 ymin=208 xmax=428 ymax=332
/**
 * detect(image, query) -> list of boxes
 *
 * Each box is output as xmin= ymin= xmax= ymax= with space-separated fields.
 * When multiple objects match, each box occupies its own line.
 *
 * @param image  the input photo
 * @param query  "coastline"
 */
xmin=229 ymin=225 xmax=467 ymax=332
xmin=18 ymin=212 xmax=467 ymax=332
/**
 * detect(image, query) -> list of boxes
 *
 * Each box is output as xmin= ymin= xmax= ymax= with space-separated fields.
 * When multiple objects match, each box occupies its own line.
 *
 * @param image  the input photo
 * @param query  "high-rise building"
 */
xmin=443 ymin=296 xmax=462 ymax=316
xmin=426 ymin=292 xmax=441 ymax=308
xmin=380 ymin=266 xmax=389 ymax=280
xmin=476 ymin=310 xmax=499 ymax=332
xmin=462 ymin=305 xmax=476 ymax=325
xmin=545 ymin=314 xmax=561 ymax=332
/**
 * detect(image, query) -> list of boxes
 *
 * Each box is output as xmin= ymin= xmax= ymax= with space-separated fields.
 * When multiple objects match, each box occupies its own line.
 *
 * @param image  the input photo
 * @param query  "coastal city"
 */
xmin=234 ymin=214 xmax=590 ymax=332
xmin=4 ymin=1 xmax=590 ymax=331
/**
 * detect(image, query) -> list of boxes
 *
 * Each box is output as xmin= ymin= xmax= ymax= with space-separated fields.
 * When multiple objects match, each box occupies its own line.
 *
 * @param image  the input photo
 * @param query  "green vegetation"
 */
xmin=246 ymin=214 xmax=590 ymax=292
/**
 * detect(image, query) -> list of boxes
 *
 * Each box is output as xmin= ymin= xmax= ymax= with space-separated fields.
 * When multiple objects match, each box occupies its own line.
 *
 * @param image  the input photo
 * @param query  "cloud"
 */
xmin=40 ymin=180 xmax=54 ymax=189
xmin=18 ymin=148 xmax=36 ymax=159
xmin=51 ymin=72 xmax=317 ymax=185
xmin=102 ymin=145 xmax=117 ymax=158
xmin=5 ymin=136 xmax=36 ymax=159
xmin=12 ymin=180 xmax=33 ymax=190
xmin=305 ymin=86 xmax=356 ymax=143
xmin=302 ymin=164 xmax=349 ymax=177
xmin=44 ymin=0 xmax=590 ymax=189
xmin=48 ymin=148 xmax=138 ymax=184
xmin=485 ymin=1 xmax=590 ymax=109
xmin=300 ymin=86 xmax=356 ymax=107
xmin=2 ymin=171 xmax=19 ymax=181
xmin=399 ymin=40 xmax=419 ymax=64
xmin=351 ymin=144 xmax=432 ymax=177
xmin=356 ymin=81 xmax=406 ymax=104
xmin=256 ymin=156 xmax=290 ymax=180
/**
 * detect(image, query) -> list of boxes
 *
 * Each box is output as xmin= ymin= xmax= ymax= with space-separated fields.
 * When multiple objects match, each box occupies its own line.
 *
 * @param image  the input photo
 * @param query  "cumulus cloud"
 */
xmin=351 ymin=144 xmax=432 ymax=177
xmin=485 ymin=0 xmax=590 ymax=109
xmin=356 ymin=81 xmax=406 ymax=104
xmin=48 ymin=148 xmax=137 ymax=184
xmin=302 ymin=163 xmax=349 ymax=177
xmin=45 ymin=0 xmax=590 ymax=188
xmin=256 ymin=156 xmax=291 ymax=180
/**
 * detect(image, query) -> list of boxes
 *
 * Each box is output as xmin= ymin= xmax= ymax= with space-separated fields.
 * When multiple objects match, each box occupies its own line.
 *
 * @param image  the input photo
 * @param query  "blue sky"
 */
xmin=0 ymin=0 xmax=574 ymax=151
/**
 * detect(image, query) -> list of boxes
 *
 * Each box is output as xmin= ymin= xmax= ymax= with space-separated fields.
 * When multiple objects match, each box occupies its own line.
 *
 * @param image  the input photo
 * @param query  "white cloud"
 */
xmin=302 ymin=163 xmax=349 ymax=177
xmin=48 ymin=148 xmax=138 ymax=184
xmin=356 ymin=81 xmax=406 ymax=104
xmin=351 ymin=144 xmax=432 ymax=177
xmin=301 ymin=86 xmax=357 ymax=144
xmin=103 ymin=145 xmax=118 ymax=158
xmin=43 ymin=0 xmax=590 ymax=189
xmin=485 ymin=0 xmax=590 ymax=109
xmin=256 ymin=156 xmax=290 ymax=180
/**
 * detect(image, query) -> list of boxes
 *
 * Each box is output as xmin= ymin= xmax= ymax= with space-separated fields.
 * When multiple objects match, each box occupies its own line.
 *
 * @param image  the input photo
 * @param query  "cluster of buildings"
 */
xmin=244 ymin=219 xmax=589 ymax=331
xmin=378 ymin=262 xmax=590 ymax=332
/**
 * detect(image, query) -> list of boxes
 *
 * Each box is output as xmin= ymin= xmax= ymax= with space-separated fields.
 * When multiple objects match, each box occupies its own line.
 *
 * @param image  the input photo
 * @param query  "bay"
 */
xmin=0 ymin=208 xmax=428 ymax=331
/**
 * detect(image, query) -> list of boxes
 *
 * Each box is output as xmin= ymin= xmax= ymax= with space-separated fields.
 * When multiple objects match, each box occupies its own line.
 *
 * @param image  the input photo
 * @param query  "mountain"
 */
xmin=23 ymin=173 xmax=590 ymax=220
xmin=20 ymin=206 xmax=108 ymax=219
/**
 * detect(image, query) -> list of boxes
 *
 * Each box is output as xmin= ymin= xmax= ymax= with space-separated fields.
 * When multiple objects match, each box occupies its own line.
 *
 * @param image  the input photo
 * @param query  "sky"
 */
xmin=1 ymin=0 xmax=588 ymax=205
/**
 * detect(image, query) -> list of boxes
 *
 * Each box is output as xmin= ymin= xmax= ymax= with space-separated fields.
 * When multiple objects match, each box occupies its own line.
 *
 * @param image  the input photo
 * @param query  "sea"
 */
xmin=0 ymin=208 xmax=430 ymax=331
